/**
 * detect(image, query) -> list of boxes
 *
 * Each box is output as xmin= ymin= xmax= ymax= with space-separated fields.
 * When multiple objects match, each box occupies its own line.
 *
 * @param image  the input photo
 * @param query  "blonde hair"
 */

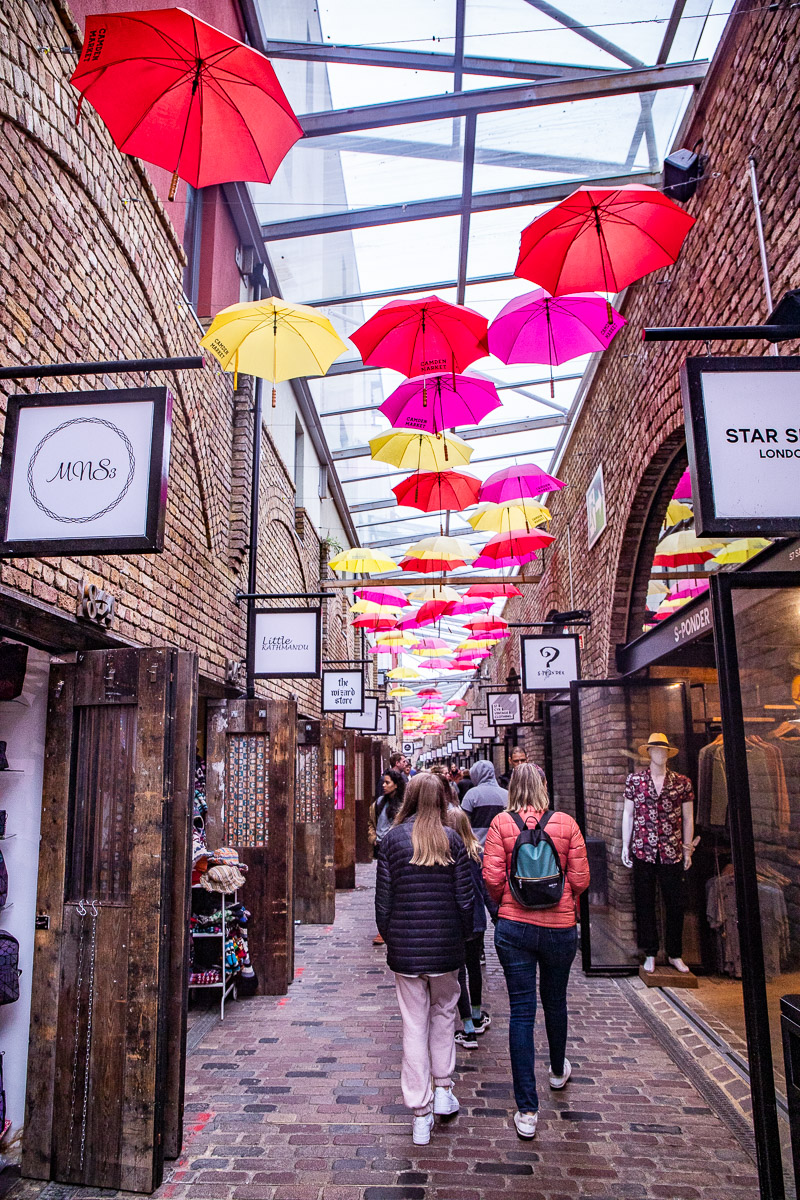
xmin=446 ymin=805 xmax=481 ymax=862
xmin=507 ymin=762 xmax=550 ymax=813
xmin=393 ymin=772 xmax=453 ymax=867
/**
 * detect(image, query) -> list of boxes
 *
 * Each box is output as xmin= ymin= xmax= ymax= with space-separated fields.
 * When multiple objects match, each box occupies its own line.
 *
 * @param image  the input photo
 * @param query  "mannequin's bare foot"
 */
xmin=668 ymin=956 xmax=690 ymax=973
xmin=643 ymin=956 xmax=656 ymax=973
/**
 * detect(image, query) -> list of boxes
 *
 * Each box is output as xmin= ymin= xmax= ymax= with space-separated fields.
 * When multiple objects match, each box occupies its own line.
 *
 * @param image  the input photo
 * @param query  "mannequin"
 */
xmin=621 ymin=732 xmax=697 ymax=973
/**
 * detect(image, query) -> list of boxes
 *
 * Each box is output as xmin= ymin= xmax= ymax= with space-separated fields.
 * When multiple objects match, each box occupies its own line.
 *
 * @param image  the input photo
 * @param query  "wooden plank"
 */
xmin=238 ymin=844 xmax=268 ymax=991
xmin=335 ymin=730 xmax=357 ymax=890
xmin=163 ymin=651 xmax=198 ymax=1161
xmin=22 ymin=663 xmax=75 ymax=1180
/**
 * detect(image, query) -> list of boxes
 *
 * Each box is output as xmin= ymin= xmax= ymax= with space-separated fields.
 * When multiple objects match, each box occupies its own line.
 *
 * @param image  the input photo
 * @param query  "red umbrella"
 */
xmin=71 ymin=8 xmax=302 ymax=199
xmin=480 ymin=465 xmax=565 ymax=504
xmin=380 ymin=373 xmax=501 ymax=433
xmin=399 ymin=601 xmax=451 ymax=627
xmin=393 ymin=470 xmax=481 ymax=513
xmin=448 ymin=698 xmax=469 ymax=707
xmin=355 ymin=586 xmax=410 ymax=607
xmin=351 ymin=615 xmax=397 ymax=632
xmin=466 ymin=582 xmax=522 ymax=599
xmin=418 ymin=688 xmax=442 ymax=698
xmin=466 ymin=617 xmax=509 ymax=633
xmin=351 ymin=297 xmax=489 ymax=377
xmin=473 ymin=529 xmax=555 ymax=568
xmin=515 ymin=185 xmax=695 ymax=302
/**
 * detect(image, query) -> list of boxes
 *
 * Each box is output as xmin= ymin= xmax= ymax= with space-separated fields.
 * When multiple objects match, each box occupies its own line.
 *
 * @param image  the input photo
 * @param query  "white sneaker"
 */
xmin=549 ymin=1058 xmax=572 ymax=1089
xmin=513 ymin=1110 xmax=538 ymax=1138
xmin=433 ymin=1085 xmax=460 ymax=1116
xmin=412 ymin=1112 xmax=434 ymax=1144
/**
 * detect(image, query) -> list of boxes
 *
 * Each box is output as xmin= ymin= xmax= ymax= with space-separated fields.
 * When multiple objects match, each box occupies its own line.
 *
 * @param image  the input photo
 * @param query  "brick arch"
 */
xmin=273 ymin=519 xmax=310 ymax=593
xmin=607 ymin=429 xmax=688 ymax=672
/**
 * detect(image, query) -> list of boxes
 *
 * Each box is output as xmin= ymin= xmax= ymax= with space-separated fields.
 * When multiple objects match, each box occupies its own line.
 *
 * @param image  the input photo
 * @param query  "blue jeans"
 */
xmin=494 ymin=919 xmax=578 ymax=1114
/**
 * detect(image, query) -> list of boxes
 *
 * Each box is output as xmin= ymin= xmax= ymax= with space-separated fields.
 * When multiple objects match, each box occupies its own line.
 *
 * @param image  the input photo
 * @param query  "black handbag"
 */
xmin=0 ymin=932 xmax=20 ymax=1005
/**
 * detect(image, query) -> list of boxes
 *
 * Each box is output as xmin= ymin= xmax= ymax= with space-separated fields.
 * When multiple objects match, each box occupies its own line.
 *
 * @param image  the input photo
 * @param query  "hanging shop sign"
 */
xmin=0 ymin=388 xmax=172 ymax=556
xmin=388 ymin=714 xmax=396 ymax=736
xmin=521 ymin=633 xmax=581 ymax=692
xmin=681 ymin=355 xmax=800 ymax=536
xmin=375 ymin=704 xmax=389 ymax=736
xmin=402 ymin=741 xmax=415 ymax=755
xmin=344 ymin=697 xmax=378 ymax=732
xmin=586 ymin=462 xmax=607 ymax=549
xmin=462 ymin=722 xmax=479 ymax=745
xmin=487 ymin=690 xmax=522 ymax=726
xmin=471 ymin=713 xmax=495 ymax=739
xmin=251 ymin=607 xmax=321 ymax=678
xmin=321 ymin=669 xmax=364 ymax=713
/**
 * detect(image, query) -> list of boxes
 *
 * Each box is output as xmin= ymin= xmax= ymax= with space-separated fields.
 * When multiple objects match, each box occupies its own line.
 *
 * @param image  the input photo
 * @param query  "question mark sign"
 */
xmin=539 ymin=645 xmax=560 ymax=666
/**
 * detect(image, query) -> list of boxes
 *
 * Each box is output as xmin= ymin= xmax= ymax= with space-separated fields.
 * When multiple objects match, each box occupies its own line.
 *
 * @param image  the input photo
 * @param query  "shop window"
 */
xmin=225 ymin=733 xmax=269 ymax=845
xmin=182 ymin=183 xmax=203 ymax=309
xmin=295 ymin=743 xmax=320 ymax=824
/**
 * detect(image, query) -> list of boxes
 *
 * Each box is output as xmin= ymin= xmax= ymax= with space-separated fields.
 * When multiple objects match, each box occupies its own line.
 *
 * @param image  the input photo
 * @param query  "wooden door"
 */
xmin=294 ymin=719 xmax=335 ymax=925
xmin=205 ymin=699 xmax=296 ymax=995
xmin=23 ymin=647 xmax=198 ymax=1194
xmin=334 ymin=729 xmax=356 ymax=889
xmin=354 ymin=736 xmax=371 ymax=864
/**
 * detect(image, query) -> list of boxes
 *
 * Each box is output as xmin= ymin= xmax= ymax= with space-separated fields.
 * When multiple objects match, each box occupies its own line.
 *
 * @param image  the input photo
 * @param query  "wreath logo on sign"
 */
xmin=26 ymin=417 xmax=136 ymax=524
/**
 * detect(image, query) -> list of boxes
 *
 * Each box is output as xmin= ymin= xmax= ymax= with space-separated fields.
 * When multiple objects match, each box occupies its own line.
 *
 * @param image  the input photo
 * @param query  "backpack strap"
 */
xmin=508 ymin=812 xmax=526 ymax=833
xmin=537 ymin=810 xmax=554 ymax=832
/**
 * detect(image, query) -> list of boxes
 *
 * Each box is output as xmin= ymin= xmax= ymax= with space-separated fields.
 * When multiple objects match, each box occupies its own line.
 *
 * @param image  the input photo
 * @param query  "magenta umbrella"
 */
xmin=380 ymin=372 xmax=501 ymax=434
xmin=480 ymin=464 xmax=565 ymax=504
xmin=673 ymin=469 xmax=692 ymax=500
xmin=488 ymin=289 xmax=625 ymax=397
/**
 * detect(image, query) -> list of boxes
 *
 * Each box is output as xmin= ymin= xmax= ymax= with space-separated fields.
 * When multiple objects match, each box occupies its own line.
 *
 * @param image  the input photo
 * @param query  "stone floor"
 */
xmin=15 ymin=862 xmax=761 ymax=1200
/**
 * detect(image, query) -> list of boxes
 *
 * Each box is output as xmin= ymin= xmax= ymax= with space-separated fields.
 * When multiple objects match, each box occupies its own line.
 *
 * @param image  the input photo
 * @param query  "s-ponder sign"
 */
xmin=322 ymin=669 xmax=364 ymax=713
xmin=521 ymin=633 xmax=581 ymax=692
xmin=681 ymin=356 xmax=800 ymax=536
xmin=251 ymin=608 xmax=321 ymax=678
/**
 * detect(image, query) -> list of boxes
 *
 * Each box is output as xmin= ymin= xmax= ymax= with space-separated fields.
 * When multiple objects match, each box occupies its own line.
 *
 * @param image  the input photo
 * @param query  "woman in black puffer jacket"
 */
xmin=375 ymin=772 xmax=474 ymax=1146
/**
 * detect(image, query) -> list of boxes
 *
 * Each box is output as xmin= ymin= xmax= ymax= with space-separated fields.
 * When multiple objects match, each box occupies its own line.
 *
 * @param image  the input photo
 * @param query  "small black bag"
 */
xmin=0 ymin=932 xmax=20 ymax=1005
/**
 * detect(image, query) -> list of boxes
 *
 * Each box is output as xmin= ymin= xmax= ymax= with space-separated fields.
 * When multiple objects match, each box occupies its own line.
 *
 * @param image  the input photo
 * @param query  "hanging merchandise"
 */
xmin=200 ymin=847 xmax=249 ymax=894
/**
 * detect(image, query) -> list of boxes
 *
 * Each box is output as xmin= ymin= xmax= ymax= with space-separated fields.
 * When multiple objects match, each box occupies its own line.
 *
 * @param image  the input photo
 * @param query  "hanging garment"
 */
xmin=697 ymin=737 xmax=727 ymax=827
xmin=706 ymin=872 xmax=788 ymax=979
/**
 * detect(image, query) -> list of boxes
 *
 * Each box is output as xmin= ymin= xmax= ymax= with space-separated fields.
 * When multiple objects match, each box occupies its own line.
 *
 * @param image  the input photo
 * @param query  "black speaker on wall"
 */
xmin=663 ymin=147 xmax=704 ymax=203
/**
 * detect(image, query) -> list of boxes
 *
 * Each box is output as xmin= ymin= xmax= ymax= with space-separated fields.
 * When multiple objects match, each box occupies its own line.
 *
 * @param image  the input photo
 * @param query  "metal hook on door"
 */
xmin=76 ymin=898 xmax=87 ymax=916
xmin=89 ymin=900 xmax=99 ymax=918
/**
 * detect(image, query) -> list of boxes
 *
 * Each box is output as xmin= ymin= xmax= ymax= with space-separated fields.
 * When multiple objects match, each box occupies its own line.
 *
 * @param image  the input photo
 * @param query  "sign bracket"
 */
xmin=0 ymin=355 xmax=205 ymax=379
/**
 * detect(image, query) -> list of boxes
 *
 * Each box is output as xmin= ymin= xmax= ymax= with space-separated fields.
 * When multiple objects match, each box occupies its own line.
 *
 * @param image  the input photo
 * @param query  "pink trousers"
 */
xmin=394 ymin=970 xmax=460 ymax=1115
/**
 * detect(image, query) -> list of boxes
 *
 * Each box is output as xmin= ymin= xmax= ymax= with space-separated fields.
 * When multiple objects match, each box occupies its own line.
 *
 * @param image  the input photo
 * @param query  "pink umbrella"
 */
xmin=673 ymin=469 xmax=692 ymax=500
xmin=671 ymin=582 xmax=709 ymax=600
xmin=489 ymin=289 xmax=625 ymax=396
xmin=480 ymin=465 xmax=565 ymax=503
xmin=380 ymin=372 xmax=501 ymax=434
xmin=445 ymin=597 xmax=494 ymax=617
xmin=420 ymin=658 xmax=457 ymax=670
xmin=466 ymin=617 xmax=509 ymax=633
xmin=448 ymin=698 xmax=469 ymax=707
xmin=473 ymin=528 xmax=555 ymax=568
xmin=355 ymin=585 xmax=411 ymax=607
xmin=466 ymin=582 xmax=522 ymax=599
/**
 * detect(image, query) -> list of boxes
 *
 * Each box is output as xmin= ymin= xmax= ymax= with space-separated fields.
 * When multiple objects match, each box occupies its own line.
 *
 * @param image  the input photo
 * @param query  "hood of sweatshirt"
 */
xmin=470 ymin=760 xmax=499 ymax=787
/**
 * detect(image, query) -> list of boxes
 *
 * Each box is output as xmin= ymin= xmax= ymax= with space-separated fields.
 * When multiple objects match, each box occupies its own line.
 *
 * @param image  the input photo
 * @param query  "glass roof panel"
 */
xmin=315 ymin=0 xmax=456 ymax=51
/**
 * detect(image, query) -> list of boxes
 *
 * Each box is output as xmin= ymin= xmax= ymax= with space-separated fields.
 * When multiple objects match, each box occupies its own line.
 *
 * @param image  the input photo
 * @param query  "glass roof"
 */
xmin=253 ymin=0 xmax=730 ymax=710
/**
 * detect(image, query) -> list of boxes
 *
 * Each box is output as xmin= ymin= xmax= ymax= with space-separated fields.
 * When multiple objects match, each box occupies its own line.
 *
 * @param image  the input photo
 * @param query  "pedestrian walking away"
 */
xmin=461 ymin=759 xmax=507 ymax=845
xmin=446 ymin=806 xmax=493 ymax=1048
xmin=375 ymin=771 xmax=474 ymax=1145
xmin=482 ymin=763 xmax=590 ymax=1139
xmin=369 ymin=767 xmax=406 ymax=944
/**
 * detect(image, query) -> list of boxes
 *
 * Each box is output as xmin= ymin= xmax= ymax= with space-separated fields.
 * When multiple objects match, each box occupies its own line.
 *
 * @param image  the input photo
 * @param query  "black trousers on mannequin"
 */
xmin=632 ymin=855 xmax=685 ymax=958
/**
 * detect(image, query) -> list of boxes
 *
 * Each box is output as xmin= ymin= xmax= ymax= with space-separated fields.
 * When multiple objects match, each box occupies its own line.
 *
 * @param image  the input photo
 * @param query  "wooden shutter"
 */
xmin=354 ymin=736 xmax=371 ymax=864
xmin=335 ymin=729 xmax=356 ymax=889
xmin=294 ymin=719 xmax=335 ymax=925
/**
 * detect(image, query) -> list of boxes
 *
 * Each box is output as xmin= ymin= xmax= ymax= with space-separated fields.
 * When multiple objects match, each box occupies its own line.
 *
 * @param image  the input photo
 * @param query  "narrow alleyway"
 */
xmin=20 ymin=863 xmax=759 ymax=1200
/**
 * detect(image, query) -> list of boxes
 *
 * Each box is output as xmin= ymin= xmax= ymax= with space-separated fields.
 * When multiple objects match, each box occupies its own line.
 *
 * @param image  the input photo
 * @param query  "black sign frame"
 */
xmin=521 ymin=632 xmax=582 ymax=693
xmin=250 ymin=606 xmax=322 ymax=679
xmin=486 ymin=690 xmax=522 ymax=726
xmin=0 ymin=387 xmax=172 ymax=556
xmin=321 ymin=668 xmax=364 ymax=713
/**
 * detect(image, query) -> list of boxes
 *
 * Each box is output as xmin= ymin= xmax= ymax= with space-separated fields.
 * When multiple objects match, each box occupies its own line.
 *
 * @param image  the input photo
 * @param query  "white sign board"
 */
xmin=472 ymin=713 xmax=495 ymax=739
xmin=322 ymin=669 xmax=364 ymax=713
xmin=375 ymin=705 xmax=389 ymax=736
xmin=462 ymin=723 xmax=479 ymax=745
xmin=487 ymin=691 xmax=522 ymax=726
xmin=344 ymin=697 xmax=378 ymax=731
xmin=521 ymin=634 xmax=581 ymax=692
xmin=252 ymin=608 xmax=321 ymax=678
xmin=402 ymin=741 xmax=415 ymax=754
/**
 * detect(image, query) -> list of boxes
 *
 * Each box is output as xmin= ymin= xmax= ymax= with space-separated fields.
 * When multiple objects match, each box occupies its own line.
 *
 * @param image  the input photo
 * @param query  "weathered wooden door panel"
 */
xmin=206 ymin=699 xmax=296 ymax=995
xmin=334 ymin=729 xmax=356 ymax=889
xmin=294 ymin=720 xmax=335 ymax=925
xmin=23 ymin=648 xmax=197 ymax=1195
xmin=354 ymin=736 xmax=371 ymax=864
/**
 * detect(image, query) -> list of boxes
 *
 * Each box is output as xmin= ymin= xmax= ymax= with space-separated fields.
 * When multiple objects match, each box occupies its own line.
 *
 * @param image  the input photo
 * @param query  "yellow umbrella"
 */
xmin=369 ymin=429 xmax=473 ymax=471
xmin=389 ymin=686 xmax=414 ymax=697
xmin=411 ymin=646 xmax=455 ymax=658
xmin=388 ymin=666 xmax=421 ymax=679
xmin=665 ymin=499 xmax=693 ymax=527
xmin=201 ymin=298 xmax=347 ymax=406
xmin=408 ymin=585 xmax=462 ymax=603
xmin=711 ymin=538 xmax=772 ymax=565
xmin=456 ymin=637 xmax=499 ymax=650
xmin=329 ymin=546 xmax=397 ymax=574
xmin=375 ymin=631 xmax=416 ymax=646
xmin=467 ymin=501 xmax=551 ymax=534
xmin=349 ymin=599 xmax=401 ymax=615
xmin=402 ymin=535 xmax=477 ymax=567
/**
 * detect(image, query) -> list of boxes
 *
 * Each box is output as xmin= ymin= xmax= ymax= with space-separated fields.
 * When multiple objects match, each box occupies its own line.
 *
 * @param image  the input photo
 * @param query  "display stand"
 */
xmin=189 ymin=890 xmax=238 ymax=1020
xmin=638 ymin=964 xmax=698 ymax=989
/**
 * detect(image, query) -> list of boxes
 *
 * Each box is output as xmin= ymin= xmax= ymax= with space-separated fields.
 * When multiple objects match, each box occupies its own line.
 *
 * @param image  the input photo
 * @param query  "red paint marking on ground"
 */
xmin=277 ymin=996 xmax=290 ymax=1006
xmin=159 ymin=1111 xmax=215 ymax=1194
xmin=295 ymin=966 xmax=305 ymax=977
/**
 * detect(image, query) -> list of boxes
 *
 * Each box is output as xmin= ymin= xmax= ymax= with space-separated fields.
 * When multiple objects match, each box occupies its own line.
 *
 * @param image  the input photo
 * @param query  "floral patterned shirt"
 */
xmin=624 ymin=767 xmax=694 ymax=865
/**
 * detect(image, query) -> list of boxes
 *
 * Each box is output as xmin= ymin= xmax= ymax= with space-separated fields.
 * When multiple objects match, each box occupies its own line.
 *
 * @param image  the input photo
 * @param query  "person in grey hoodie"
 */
xmin=461 ymin=760 xmax=507 ymax=846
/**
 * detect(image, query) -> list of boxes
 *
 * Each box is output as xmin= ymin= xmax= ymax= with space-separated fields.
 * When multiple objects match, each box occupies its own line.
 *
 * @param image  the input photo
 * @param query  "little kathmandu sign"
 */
xmin=251 ymin=608 xmax=321 ymax=678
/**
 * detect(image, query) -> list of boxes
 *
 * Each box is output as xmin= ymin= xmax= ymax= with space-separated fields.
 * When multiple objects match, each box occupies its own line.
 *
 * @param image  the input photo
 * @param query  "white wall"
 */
xmin=0 ymin=645 xmax=49 ymax=1152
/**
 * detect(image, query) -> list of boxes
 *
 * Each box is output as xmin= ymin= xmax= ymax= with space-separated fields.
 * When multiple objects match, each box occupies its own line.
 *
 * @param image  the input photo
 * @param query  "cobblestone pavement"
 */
xmin=18 ymin=862 xmax=760 ymax=1200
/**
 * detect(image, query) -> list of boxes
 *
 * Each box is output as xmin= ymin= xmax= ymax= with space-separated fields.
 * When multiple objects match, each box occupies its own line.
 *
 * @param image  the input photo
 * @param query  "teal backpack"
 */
xmin=507 ymin=811 xmax=565 ymax=909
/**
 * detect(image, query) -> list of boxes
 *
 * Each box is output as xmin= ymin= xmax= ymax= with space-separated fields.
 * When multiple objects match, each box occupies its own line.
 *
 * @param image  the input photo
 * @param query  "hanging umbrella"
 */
xmin=349 ymin=599 xmax=401 ymax=615
xmin=351 ymin=615 xmax=397 ymax=632
xmin=489 ymin=289 xmax=625 ymax=395
xmin=467 ymin=501 xmax=551 ymax=534
xmin=418 ymin=688 xmax=442 ymax=698
xmin=711 ymin=538 xmax=772 ymax=565
xmin=355 ymin=585 xmax=411 ymax=607
xmin=389 ymin=686 xmax=414 ymax=697
xmin=404 ymin=600 xmax=453 ymax=626
xmin=392 ymin=470 xmax=482 ymax=513
xmin=515 ymin=185 xmax=696 ymax=305
xmin=445 ymin=597 xmax=494 ymax=617
xmin=202 ymin=299 xmax=346 ymax=404
xmin=670 ymin=582 xmax=709 ymax=601
xmin=370 ymin=430 xmax=473 ymax=472
xmin=646 ymin=579 xmax=670 ymax=612
xmin=388 ymin=666 xmax=421 ymax=679
xmin=673 ymin=469 xmax=693 ymax=501
xmin=465 ymin=617 xmax=509 ymax=633
xmin=480 ymin=464 xmax=565 ymax=504
xmin=409 ymin=585 xmax=462 ymax=603
xmin=466 ymin=582 xmax=522 ymax=599
xmin=410 ymin=637 xmax=452 ymax=654
xmin=380 ymin=373 xmax=501 ymax=433
xmin=71 ymin=8 xmax=302 ymax=199
xmin=351 ymin=296 xmax=489 ymax=377
xmin=374 ymin=630 xmax=415 ymax=646
xmin=473 ymin=529 xmax=555 ymax=568
xmin=652 ymin=531 xmax=721 ymax=568
xmin=329 ymin=547 xmax=397 ymax=575
xmin=448 ymin=698 xmax=469 ymax=707
xmin=400 ymin=535 xmax=477 ymax=574
xmin=665 ymin=499 xmax=694 ymax=527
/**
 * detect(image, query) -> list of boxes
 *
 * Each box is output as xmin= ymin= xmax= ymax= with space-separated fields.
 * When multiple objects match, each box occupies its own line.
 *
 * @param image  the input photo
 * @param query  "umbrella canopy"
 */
xmin=349 ymin=599 xmax=400 ymax=615
xmin=473 ymin=529 xmax=555 ymax=568
xmin=329 ymin=547 xmax=397 ymax=574
xmin=70 ymin=8 xmax=302 ymax=198
xmin=418 ymin=688 xmax=442 ymax=697
xmin=409 ymin=585 xmax=462 ymax=603
xmin=665 ymin=499 xmax=694 ymax=527
xmin=711 ymin=538 xmax=772 ymax=565
xmin=465 ymin=617 xmax=509 ymax=633
xmin=652 ymin=531 xmax=721 ymax=568
xmin=445 ymin=597 xmax=494 ymax=617
xmin=380 ymin=373 xmax=501 ymax=434
xmin=351 ymin=296 xmax=489 ymax=377
xmin=411 ymin=600 xmax=453 ymax=625
xmin=400 ymin=535 xmax=477 ymax=574
xmin=467 ymin=501 xmax=551 ymax=534
xmin=388 ymin=666 xmax=421 ymax=679
xmin=646 ymin=579 xmax=670 ymax=611
xmin=374 ymin=630 xmax=415 ymax=645
xmin=669 ymin=582 xmax=710 ymax=601
xmin=515 ymin=185 xmax=696 ymax=297
xmin=466 ymin=582 xmax=522 ymax=599
xmin=392 ymin=469 xmax=482 ymax=514
xmin=201 ymin=299 xmax=346 ymax=403
xmin=410 ymin=637 xmax=451 ymax=653
xmin=673 ymin=469 xmax=693 ymax=500
xmin=388 ymin=686 xmax=414 ymax=697
xmin=419 ymin=658 xmax=457 ymax=670
xmin=370 ymin=430 xmax=473 ymax=472
xmin=448 ymin=698 xmax=469 ymax=707
xmin=480 ymin=464 xmax=565 ymax=503
xmin=355 ymin=585 xmax=410 ymax=607
xmin=351 ymin=615 xmax=397 ymax=632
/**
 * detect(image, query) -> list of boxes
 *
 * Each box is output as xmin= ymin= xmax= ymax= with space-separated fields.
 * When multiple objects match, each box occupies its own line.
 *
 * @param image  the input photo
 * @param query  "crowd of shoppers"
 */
xmin=374 ymin=750 xmax=590 ymax=1145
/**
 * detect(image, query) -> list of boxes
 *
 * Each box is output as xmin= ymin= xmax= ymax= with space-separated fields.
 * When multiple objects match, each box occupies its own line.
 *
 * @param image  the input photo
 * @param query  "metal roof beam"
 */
xmin=331 ymin=415 xmax=567 ymax=461
xmin=306 ymin=272 xmax=512 ymax=308
xmin=320 ymin=377 xmax=578 ymax=417
xmin=261 ymin=38 xmax=616 ymax=80
xmin=521 ymin=0 xmax=644 ymax=68
xmin=262 ymin=169 xmax=662 ymax=241
xmin=296 ymin=61 xmax=707 ymax=137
